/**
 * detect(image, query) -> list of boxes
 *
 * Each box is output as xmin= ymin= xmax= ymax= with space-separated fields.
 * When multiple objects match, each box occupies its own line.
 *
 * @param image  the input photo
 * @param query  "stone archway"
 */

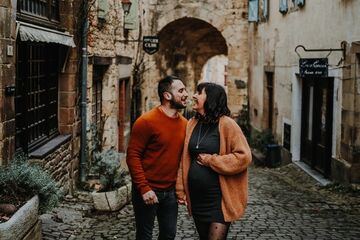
xmin=140 ymin=1 xmax=248 ymax=115
xmin=155 ymin=17 xmax=228 ymax=93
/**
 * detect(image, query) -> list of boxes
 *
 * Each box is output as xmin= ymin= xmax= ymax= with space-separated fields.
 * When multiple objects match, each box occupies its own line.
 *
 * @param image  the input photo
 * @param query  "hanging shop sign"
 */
xmin=143 ymin=36 xmax=159 ymax=55
xmin=299 ymin=58 xmax=328 ymax=78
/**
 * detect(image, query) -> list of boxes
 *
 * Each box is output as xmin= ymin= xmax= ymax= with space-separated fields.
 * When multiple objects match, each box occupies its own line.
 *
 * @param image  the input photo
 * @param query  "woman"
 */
xmin=176 ymin=82 xmax=252 ymax=240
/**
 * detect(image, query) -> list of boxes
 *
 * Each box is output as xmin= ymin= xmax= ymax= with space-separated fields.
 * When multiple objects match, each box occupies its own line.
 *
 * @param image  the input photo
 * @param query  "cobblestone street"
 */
xmin=41 ymin=164 xmax=360 ymax=240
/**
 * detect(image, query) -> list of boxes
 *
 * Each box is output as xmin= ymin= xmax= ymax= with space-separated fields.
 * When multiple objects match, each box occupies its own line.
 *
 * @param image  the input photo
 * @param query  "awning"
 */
xmin=17 ymin=21 xmax=76 ymax=47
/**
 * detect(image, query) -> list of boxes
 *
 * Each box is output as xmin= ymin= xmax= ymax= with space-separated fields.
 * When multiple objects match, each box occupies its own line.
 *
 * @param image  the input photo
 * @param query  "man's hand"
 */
xmin=142 ymin=190 xmax=159 ymax=205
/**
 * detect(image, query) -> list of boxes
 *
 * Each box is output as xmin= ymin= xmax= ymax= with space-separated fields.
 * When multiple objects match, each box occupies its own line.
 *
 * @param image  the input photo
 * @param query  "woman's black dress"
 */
xmin=188 ymin=121 xmax=224 ymax=223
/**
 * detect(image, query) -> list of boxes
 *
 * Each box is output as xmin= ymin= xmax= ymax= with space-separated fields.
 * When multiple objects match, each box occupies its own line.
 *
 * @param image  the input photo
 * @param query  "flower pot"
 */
xmin=0 ymin=195 xmax=41 ymax=240
xmin=91 ymin=182 xmax=132 ymax=211
xmin=252 ymin=149 xmax=266 ymax=166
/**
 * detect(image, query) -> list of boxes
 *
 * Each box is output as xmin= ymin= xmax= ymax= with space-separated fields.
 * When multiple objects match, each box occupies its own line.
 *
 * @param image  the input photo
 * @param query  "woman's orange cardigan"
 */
xmin=176 ymin=116 xmax=252 ymax=222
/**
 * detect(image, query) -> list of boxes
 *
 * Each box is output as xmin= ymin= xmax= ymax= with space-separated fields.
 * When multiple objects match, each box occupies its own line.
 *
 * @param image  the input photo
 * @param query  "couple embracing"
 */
xmin=126 ymin=75 xmax=252 ymax=240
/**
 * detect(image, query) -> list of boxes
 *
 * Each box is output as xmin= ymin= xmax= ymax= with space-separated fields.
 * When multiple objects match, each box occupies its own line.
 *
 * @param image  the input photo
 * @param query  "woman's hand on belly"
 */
xmin=197 ymin=153 xmax=211 ymax=166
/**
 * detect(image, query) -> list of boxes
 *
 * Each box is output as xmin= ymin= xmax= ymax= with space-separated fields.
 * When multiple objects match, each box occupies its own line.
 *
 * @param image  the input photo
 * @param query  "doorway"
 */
xmin=301 ymin=77 xmax=333 ymax=177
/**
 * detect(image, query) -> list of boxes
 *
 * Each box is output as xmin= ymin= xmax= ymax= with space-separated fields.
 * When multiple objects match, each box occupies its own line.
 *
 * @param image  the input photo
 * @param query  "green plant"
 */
xmin=236 ymin=104 xmax=250 ymax=139
xmin=0 ymin=153 xmax=62 ymax=213
xmin=250 ymin=129 xmax=275 ymax=154
xmin=91 ymin=148 xmax=126 ymax=192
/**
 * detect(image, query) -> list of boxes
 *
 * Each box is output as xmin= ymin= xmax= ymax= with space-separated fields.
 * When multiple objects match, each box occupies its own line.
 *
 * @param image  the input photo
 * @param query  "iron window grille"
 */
xmin=15 ymin=42 xmax=59 ymax=153
xmin=92 ymin=66 xmax=104 ymax=132
xmin=18 ymin=0 xmax=60 ymax=22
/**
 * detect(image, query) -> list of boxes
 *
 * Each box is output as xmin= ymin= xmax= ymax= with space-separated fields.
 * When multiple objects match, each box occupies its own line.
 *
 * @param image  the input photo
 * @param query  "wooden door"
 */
xmin=301 ymin=77 xmax=333 ymax=177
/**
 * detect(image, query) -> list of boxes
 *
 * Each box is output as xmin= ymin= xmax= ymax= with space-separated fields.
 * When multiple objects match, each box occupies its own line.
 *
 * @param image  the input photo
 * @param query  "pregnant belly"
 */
xmin=188 ymin=160 xmax=220 ymax=193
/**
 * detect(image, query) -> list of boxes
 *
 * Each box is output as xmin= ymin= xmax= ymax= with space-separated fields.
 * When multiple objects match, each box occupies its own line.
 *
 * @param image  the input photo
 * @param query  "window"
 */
xmin=18 ymin=0 xmax=60 ymax=21
xmin=92 ymin=66 xmax=105 ymax=131
xmin=262 ymin=0 xmax=269 ymax=20
xmin=266 ymin=72 xmax=274 ymax=130
xmin=15 ymin=42 xmax=59 ymax=152
xmin=248 ymin=0 xmax=259 ymax=22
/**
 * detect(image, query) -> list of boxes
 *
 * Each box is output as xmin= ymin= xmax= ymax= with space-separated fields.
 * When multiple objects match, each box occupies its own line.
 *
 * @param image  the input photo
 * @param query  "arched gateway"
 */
xmin=157 ymin=17 xmax=228 ymax=94
xmin=140 ymin=1 xmax=248 ymax=118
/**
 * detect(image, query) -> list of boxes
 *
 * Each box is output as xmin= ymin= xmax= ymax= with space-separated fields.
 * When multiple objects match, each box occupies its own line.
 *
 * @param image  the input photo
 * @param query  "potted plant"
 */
xmin=0 ymin=153 xmax=62 ymax=240
xmin=250 ymin=129 xmax=281 ymax=167
xmin=89 ymin=148 xmax=131 ymax=211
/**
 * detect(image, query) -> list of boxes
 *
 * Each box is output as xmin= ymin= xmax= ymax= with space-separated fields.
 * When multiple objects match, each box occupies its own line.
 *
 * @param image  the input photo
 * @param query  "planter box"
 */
xmin=91 ymin=182 xmax=132 ymax=211
xmin=252 ymin=149 xmax=266 ymax=166
xmin=0 ymin=195 xmax=41 ymax=240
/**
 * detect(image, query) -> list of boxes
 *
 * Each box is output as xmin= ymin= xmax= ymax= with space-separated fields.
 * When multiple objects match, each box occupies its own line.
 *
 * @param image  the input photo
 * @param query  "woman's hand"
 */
xmin=178 ymin=196 xmax=187 ymax=206
xmin=196 ymin=153 xmax=212 ymax=166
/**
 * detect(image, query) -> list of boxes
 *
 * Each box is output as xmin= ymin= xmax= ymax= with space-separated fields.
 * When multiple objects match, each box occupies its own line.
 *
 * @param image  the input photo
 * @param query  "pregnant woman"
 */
xmin=176 ymin=82 xmax=252 ymax=240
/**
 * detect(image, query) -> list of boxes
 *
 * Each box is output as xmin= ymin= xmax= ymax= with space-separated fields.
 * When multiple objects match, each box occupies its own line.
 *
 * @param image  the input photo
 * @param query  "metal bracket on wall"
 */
xmin=295 ymin=41 xmax=347 ymax=66
xmin=295 ymin=42 xmax=346 ymax=59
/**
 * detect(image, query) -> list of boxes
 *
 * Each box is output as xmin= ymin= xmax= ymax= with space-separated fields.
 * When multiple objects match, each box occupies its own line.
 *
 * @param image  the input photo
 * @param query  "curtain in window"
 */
xmin=248 ymin=0 xmax=259 ymax=22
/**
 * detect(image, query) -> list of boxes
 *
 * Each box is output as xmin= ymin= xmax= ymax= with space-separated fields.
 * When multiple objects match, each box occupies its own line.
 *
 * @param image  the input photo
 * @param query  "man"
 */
xmin=126 ymin=75 xmax=188 ymax=240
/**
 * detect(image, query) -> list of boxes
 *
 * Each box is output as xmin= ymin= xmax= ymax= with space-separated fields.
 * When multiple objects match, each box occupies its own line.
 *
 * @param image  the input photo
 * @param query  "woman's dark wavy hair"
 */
xmin=194 ymin=82 xmax=230 ymax=122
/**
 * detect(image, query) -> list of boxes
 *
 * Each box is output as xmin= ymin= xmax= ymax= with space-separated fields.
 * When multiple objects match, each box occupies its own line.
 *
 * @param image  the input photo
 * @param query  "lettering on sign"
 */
xmin=299 ymin=58 xmax=328 ymax=78
xmin=143 ymin=36 xmax=159 ymax=55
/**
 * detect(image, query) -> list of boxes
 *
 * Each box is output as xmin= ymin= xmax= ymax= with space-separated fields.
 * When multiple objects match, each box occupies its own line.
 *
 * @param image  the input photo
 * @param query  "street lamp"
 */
xmin=121 ymin=0 xmax=132 ymax=15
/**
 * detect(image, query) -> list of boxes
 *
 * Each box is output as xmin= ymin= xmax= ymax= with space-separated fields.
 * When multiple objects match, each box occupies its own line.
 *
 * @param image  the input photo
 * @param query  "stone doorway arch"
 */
xmin=155 ymin=17 xmax=228 ymax=94
xmin=140 ymin=1 xmax=248 ymax=116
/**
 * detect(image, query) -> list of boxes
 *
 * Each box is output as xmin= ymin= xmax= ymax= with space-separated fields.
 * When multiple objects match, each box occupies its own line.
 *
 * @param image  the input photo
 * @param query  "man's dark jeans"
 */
xmin=132 ymin=186 xmax=178 ymax=240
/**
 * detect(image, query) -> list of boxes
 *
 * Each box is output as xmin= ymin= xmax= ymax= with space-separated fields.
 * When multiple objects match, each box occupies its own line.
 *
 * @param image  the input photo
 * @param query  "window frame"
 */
xmin=15 ymin=41 xmax=60 ymax=153
xmin=17 ymin=0 xmax=60 ymax=27
xmin=92 ymin=66 xmax=105 ymax=133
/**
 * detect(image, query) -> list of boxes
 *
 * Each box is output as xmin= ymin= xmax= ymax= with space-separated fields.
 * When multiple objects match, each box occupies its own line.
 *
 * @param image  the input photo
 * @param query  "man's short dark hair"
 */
xmin=158 ymin=75 xmax=181 ymax=103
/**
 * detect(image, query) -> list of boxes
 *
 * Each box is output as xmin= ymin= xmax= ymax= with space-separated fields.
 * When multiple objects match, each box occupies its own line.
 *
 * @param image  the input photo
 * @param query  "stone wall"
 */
xmin=0 ymin=0 xmax=83 ymax=193
xmin=0 ymin=0 xmax=16 ymax=165
xmin=87 ymin=0 xmax=135 ymax=152
xmin=248 ymin=0 xmax=360 ymax=183
xmin=139 ymin=0 xmax=249 ymax=116
xmin=31 ymin=140 xmax=75 ymax=194
xmin=337 ymin=43 xmax=360 ymax=183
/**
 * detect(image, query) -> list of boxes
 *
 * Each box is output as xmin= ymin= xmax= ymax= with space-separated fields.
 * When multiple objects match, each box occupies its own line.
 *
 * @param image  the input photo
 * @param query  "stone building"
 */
xmin=136 ymin=0 xmax=249 ymax=118
xmin=84 ymin=0 xmax=250 ymax=159
xmin=0 ymin=0 xmax=136 ymax=193
xmin=0 ymin=0 xmax=83 ymax=193
xmin=248 ymin=0 xmax=360 ymax=183
xmin=86 ymin=0 xmax=136 ymax=154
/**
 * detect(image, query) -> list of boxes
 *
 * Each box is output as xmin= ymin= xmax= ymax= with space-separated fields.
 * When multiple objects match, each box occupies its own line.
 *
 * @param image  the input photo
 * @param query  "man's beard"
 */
xmin=169 ymin=95 xmax=186 ymax=110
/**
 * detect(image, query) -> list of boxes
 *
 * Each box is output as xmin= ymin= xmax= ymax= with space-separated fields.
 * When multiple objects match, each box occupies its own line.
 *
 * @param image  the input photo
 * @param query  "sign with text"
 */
xmin=143 ymin=36 xmax=159 ymax=55
xmin=299 ymin=58 xmax=328 ymax=78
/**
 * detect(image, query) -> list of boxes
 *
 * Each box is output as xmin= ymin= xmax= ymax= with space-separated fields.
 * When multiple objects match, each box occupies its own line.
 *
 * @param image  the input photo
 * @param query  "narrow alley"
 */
xmin=41 ymin=164 xmax=360 ymax=240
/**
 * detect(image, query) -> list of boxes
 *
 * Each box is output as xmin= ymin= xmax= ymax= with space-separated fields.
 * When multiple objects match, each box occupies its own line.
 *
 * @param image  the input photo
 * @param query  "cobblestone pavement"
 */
xmin=41 ymin=164 xmax=360 ymax=240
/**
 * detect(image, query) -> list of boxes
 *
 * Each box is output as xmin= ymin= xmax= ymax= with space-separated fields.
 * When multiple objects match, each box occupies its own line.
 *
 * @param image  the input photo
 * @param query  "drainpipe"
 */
xmin=80 ymin=0 xmax=88 ymax=184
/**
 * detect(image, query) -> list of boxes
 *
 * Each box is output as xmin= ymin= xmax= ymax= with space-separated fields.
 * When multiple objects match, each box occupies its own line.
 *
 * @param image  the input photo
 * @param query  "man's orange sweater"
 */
xmin=126 ymin=106 xmax=187 ymax=195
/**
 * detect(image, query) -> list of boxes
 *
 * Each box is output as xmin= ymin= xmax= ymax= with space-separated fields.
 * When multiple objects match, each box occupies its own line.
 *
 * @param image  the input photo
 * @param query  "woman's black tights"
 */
xmin=194 ymin=219 xmax=231 ymax=240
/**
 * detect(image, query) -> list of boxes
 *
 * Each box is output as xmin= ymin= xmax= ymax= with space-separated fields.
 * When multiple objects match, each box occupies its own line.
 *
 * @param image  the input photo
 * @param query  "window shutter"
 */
xmin=124 ymin=0 xmax=139 ymax=30
xmin=98 ymin=0 xmax=109 ymax=21
xmin=296 ymin=0 xmax=305 ymax=7
xmin=279 ymin=0 xmax=288 ymax=14
xmin=262 ymin=0 xmax=268 ymax=19
xmin=248 ymin=0 xmax=259 ymax=22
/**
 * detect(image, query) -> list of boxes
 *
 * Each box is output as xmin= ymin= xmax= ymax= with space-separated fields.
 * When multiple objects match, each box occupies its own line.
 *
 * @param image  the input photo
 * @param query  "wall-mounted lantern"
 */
xmin=121 ymin=0 xmax=132 ymax=15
